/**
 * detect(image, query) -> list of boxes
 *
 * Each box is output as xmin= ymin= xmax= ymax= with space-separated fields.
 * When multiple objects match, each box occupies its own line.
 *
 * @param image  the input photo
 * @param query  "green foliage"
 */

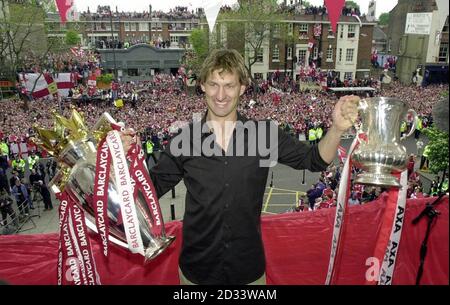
xmin=378 ymin=13 xmax=389 ymax=26
xmin=441 ymin=90 xmax=448 ymax=97
xmin=422 ymin=127 xmax=449 ymax=174
xmin=222 ymin=0 xmax=283 ymax=75
xmin=186 ymin=28 xmax=209 ymax=75
xmin=189 ymin=28 xmax=209 ymax=58
xmin=65 ymin=29 xmax=80 ymax=46
xmin=97 ymin=73 xmax=114 ymax=84
xmin=345 ymin=1 xmax=360 ymax=10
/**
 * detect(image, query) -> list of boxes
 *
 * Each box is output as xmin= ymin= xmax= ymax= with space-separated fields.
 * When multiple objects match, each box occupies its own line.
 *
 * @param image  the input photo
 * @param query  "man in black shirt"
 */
xmin=121 ymin=49 xmax=359 ymax=284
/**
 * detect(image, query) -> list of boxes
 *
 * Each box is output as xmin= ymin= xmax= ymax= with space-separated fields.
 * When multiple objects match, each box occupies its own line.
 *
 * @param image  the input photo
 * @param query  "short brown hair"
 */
xmin=199 ymin=49 xmax=250 ymax=86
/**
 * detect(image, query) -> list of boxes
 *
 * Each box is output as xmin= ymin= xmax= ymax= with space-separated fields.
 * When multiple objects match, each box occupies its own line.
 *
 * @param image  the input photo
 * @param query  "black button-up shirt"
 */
xmin=149 ymin=112 xmax=329 ymax=284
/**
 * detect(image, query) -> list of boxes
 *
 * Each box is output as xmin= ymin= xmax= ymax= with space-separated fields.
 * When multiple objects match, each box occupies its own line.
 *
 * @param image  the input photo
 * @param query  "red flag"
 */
xmin=55 ymin=0 xmax=74 ymax=24
xmin=325 ymin=0 xmax=345 ymax=33
xmin=337 ymin=145 xmax=347 ymax=163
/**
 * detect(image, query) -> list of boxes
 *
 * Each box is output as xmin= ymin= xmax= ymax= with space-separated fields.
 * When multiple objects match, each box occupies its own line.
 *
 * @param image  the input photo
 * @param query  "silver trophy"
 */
xmin=33 ymin=110 xmax=174 ymax=260
xmin=352 ymin=97 xmax=418 ymax=188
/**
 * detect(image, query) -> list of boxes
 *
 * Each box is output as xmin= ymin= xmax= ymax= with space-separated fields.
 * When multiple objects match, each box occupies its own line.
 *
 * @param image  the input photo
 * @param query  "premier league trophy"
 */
xmin=352 ymin=97 xmax=418 ymax=187
xmin=33 ymin=109 xmax=174 ymax=260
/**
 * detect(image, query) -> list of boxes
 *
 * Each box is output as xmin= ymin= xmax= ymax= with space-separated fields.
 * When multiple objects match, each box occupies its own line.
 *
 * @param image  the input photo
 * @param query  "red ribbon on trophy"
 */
xmin=325 ymin=136 xmax=408 ymax=285
xmin=56 ymin=192 xmax=101 ymax=285
xmin=92 ymin=123 xmax=164 ymax=258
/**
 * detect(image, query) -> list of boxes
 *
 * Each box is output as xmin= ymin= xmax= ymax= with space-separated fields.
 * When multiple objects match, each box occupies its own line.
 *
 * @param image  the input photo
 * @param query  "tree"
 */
xmin=378 ymin=13 xmax=389 ymax=26
xmin=65 ymin=29 xmax=80 ymax=46
xmin=345 ymin=1 xmax=360 ymax=11
xmin=422 ymin=126 xmax=449 ymax=190
xmin=0 ymin=0 xmax=47 ymax=80
xmin=185 ymin=28 xmax=209 ymax=75
xmin=302 ymin=1 xmax=311 ymax=7
xmin=220 ymin=0 xmax=283 ymax=77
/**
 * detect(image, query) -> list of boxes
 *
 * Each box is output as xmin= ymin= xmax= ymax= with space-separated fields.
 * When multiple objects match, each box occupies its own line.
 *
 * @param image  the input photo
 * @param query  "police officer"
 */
xmin=308 ymin=125 xmax=316 ymax=145
xmin=27 ymin=151 xmax=40 ymax=170
xmin=11 ymin=155 xmax=26 ymax=179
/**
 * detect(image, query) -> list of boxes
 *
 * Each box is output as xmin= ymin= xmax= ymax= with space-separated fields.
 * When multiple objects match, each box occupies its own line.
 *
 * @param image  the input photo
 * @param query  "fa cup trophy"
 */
xmin=33 ymin=109 xmax=174 ymax=260
xmin=352 ymin=97 xmax=418 ymax=188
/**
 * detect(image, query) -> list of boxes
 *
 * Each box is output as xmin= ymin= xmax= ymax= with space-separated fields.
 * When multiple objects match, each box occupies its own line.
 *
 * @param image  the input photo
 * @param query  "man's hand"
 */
xmin=332 ymin=95 xmax=360 ymax=133
xmin=119 ymin=128 xmax=140 ymax=154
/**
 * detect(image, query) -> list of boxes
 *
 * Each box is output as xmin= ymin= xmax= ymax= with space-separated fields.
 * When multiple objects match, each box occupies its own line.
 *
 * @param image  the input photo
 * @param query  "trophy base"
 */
xmin=144 ymin=236 xmax=176 ymax=261
xmin=355 ymin=172 xmax=401 ymax=188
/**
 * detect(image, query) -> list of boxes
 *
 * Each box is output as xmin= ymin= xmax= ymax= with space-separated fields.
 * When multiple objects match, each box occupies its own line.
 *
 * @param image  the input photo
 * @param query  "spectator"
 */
xmin=0 ymin=189 xmax=17 ymax=227
xmin=11 ymin=179 xmax=32 ymax=216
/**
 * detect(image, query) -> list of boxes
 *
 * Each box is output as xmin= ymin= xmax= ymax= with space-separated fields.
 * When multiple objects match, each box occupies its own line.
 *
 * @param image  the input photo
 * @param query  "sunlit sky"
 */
xmin=73 ymin=0 xmax=397 ymax=18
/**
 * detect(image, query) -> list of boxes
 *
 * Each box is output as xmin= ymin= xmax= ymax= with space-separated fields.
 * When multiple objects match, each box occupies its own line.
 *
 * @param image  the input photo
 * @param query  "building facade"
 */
xmin=211 ymin=9 xmax=375 ymax=81
xmin=45 ymin=4 xmax=375 ymax=83
xmin=386 ymin=0 xmax=449 ymax=85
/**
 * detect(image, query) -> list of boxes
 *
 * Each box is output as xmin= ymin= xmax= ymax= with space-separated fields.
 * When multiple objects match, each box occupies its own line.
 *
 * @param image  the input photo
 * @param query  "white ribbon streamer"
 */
xmin=325 ymin=137 xmax=359 ymax=285
xmin=106 ymin=130 xmax=145 ymax=255
xmin=378 ymin=170 xmax=408 ymax=285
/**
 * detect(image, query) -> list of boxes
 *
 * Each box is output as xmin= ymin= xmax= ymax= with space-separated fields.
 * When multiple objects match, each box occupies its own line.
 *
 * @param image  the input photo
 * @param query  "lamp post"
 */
xmin=109 ymin=7 xmax=117 ymax=79
xmin=148 ymin=5 xmax=152 ymax=45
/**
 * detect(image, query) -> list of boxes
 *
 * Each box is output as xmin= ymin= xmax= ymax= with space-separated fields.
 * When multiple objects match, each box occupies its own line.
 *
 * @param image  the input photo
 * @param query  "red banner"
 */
xmin=55 ymin=0 xmax=74 ymax=24
xmin=0 ymin=196 xmax=447 ymax=285
xmin=325 ymin=0 xmax=345 ymax=33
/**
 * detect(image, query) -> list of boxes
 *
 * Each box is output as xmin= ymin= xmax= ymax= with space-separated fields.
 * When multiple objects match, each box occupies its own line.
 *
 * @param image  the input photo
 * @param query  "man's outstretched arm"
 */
xmin=318 ymin=95 xmax=360 ymax=164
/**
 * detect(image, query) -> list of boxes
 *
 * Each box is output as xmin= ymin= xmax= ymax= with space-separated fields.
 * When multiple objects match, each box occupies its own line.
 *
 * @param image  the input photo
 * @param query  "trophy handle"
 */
xmin=354 ymin=99 xmax=368 ymax=144
xmin=401 ymin=109 xmax=418 ymax=140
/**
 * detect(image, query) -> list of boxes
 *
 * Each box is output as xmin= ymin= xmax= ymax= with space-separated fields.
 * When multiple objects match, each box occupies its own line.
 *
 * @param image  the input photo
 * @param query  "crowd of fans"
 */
xmin=278 ymin=4 xmax=362 ymax=17
xmin=18 ymin=49 xmax=101 ymax=77
xmin=80 ymin=3 xmax=362 ymax=22
xmin=0 ymin=73 xmax=448 ymax=230
xmin=1 ymin=75 xmax=447 ymax=150
xmin=80 ymin=5 xmax=204 ymax=20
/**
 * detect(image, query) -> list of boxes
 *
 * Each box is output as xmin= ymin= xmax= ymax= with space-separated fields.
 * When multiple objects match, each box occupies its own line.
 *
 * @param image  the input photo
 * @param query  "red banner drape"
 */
xmin=325 ymin=0 xmax=345 ymax=33
xmin=0 ymin=195 xmax=447 ymax=284
xmin=55 ymin=0 xmax=73 ymax=24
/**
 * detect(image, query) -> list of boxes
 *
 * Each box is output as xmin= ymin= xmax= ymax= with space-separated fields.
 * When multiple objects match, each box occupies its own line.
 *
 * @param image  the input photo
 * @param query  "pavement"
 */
xmin=2 ymin=134 xmax=429 ymax=235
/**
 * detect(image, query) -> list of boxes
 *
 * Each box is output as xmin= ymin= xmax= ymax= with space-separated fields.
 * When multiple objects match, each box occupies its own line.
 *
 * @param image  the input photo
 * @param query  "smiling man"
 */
xmin=121 ymin=49 xmax=359 ymax=285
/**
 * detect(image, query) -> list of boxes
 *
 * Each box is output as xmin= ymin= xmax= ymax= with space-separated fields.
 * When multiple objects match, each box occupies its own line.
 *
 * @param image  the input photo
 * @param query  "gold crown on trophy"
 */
xmin=32 ymin=107 xmax=90 ymax=157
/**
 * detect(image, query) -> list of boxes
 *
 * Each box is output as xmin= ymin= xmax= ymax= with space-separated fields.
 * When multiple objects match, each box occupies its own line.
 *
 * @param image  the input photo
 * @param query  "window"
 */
xmin=439 ymin=42 xmax=448 ymax=62
xmin=346 ymin=48 xmax=354 ymax=62
xmin=287 ymin=47 xmax=292 ymax=59
xmin=128 ymin=69 xmax=139 ymax=76
xmin=344 ymin=72 xmax=353 ymax=80
xmin=442 ymin=16 xmax=449 ymax=33
xmin=139 ymin=22 xmax=148 ymax=31
xmin=288 ymin=23 xmax=293 ymax=36
xmin=273 ymin=24 xmax=280 ymax=37
xmin=313 ymin=47 xmax=318 ymax=60
xmin=299 ymin=24 xmax=308 ymax=38
xmin=339 ymin=25 xmax=344 ymax=39
xmin=348 ymin=24 xmax=356 ymax=38
xmin=256 ymin=48 xmax=263 ymax=62
xmin=254 ymin=73 xmax=263 ymax=80
xmin=272 ymin=44 xmax=280 ymax=61
xmin=130 ymin=23 xmax=136 ymax=31
xmin=170 ymin=36 xmax=179 ymax=43
xmin=326 ymin=48 xmax=333 ymax=62
xmin=124 ymin=22 xmax=130 ymax=31
xmin=338 ymin=48 xmax=343 ymax=62
xmin=298 ymin=49 xmax=307 ymax=64
xmin=328 ymin=27 xmax=335 ymax=37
